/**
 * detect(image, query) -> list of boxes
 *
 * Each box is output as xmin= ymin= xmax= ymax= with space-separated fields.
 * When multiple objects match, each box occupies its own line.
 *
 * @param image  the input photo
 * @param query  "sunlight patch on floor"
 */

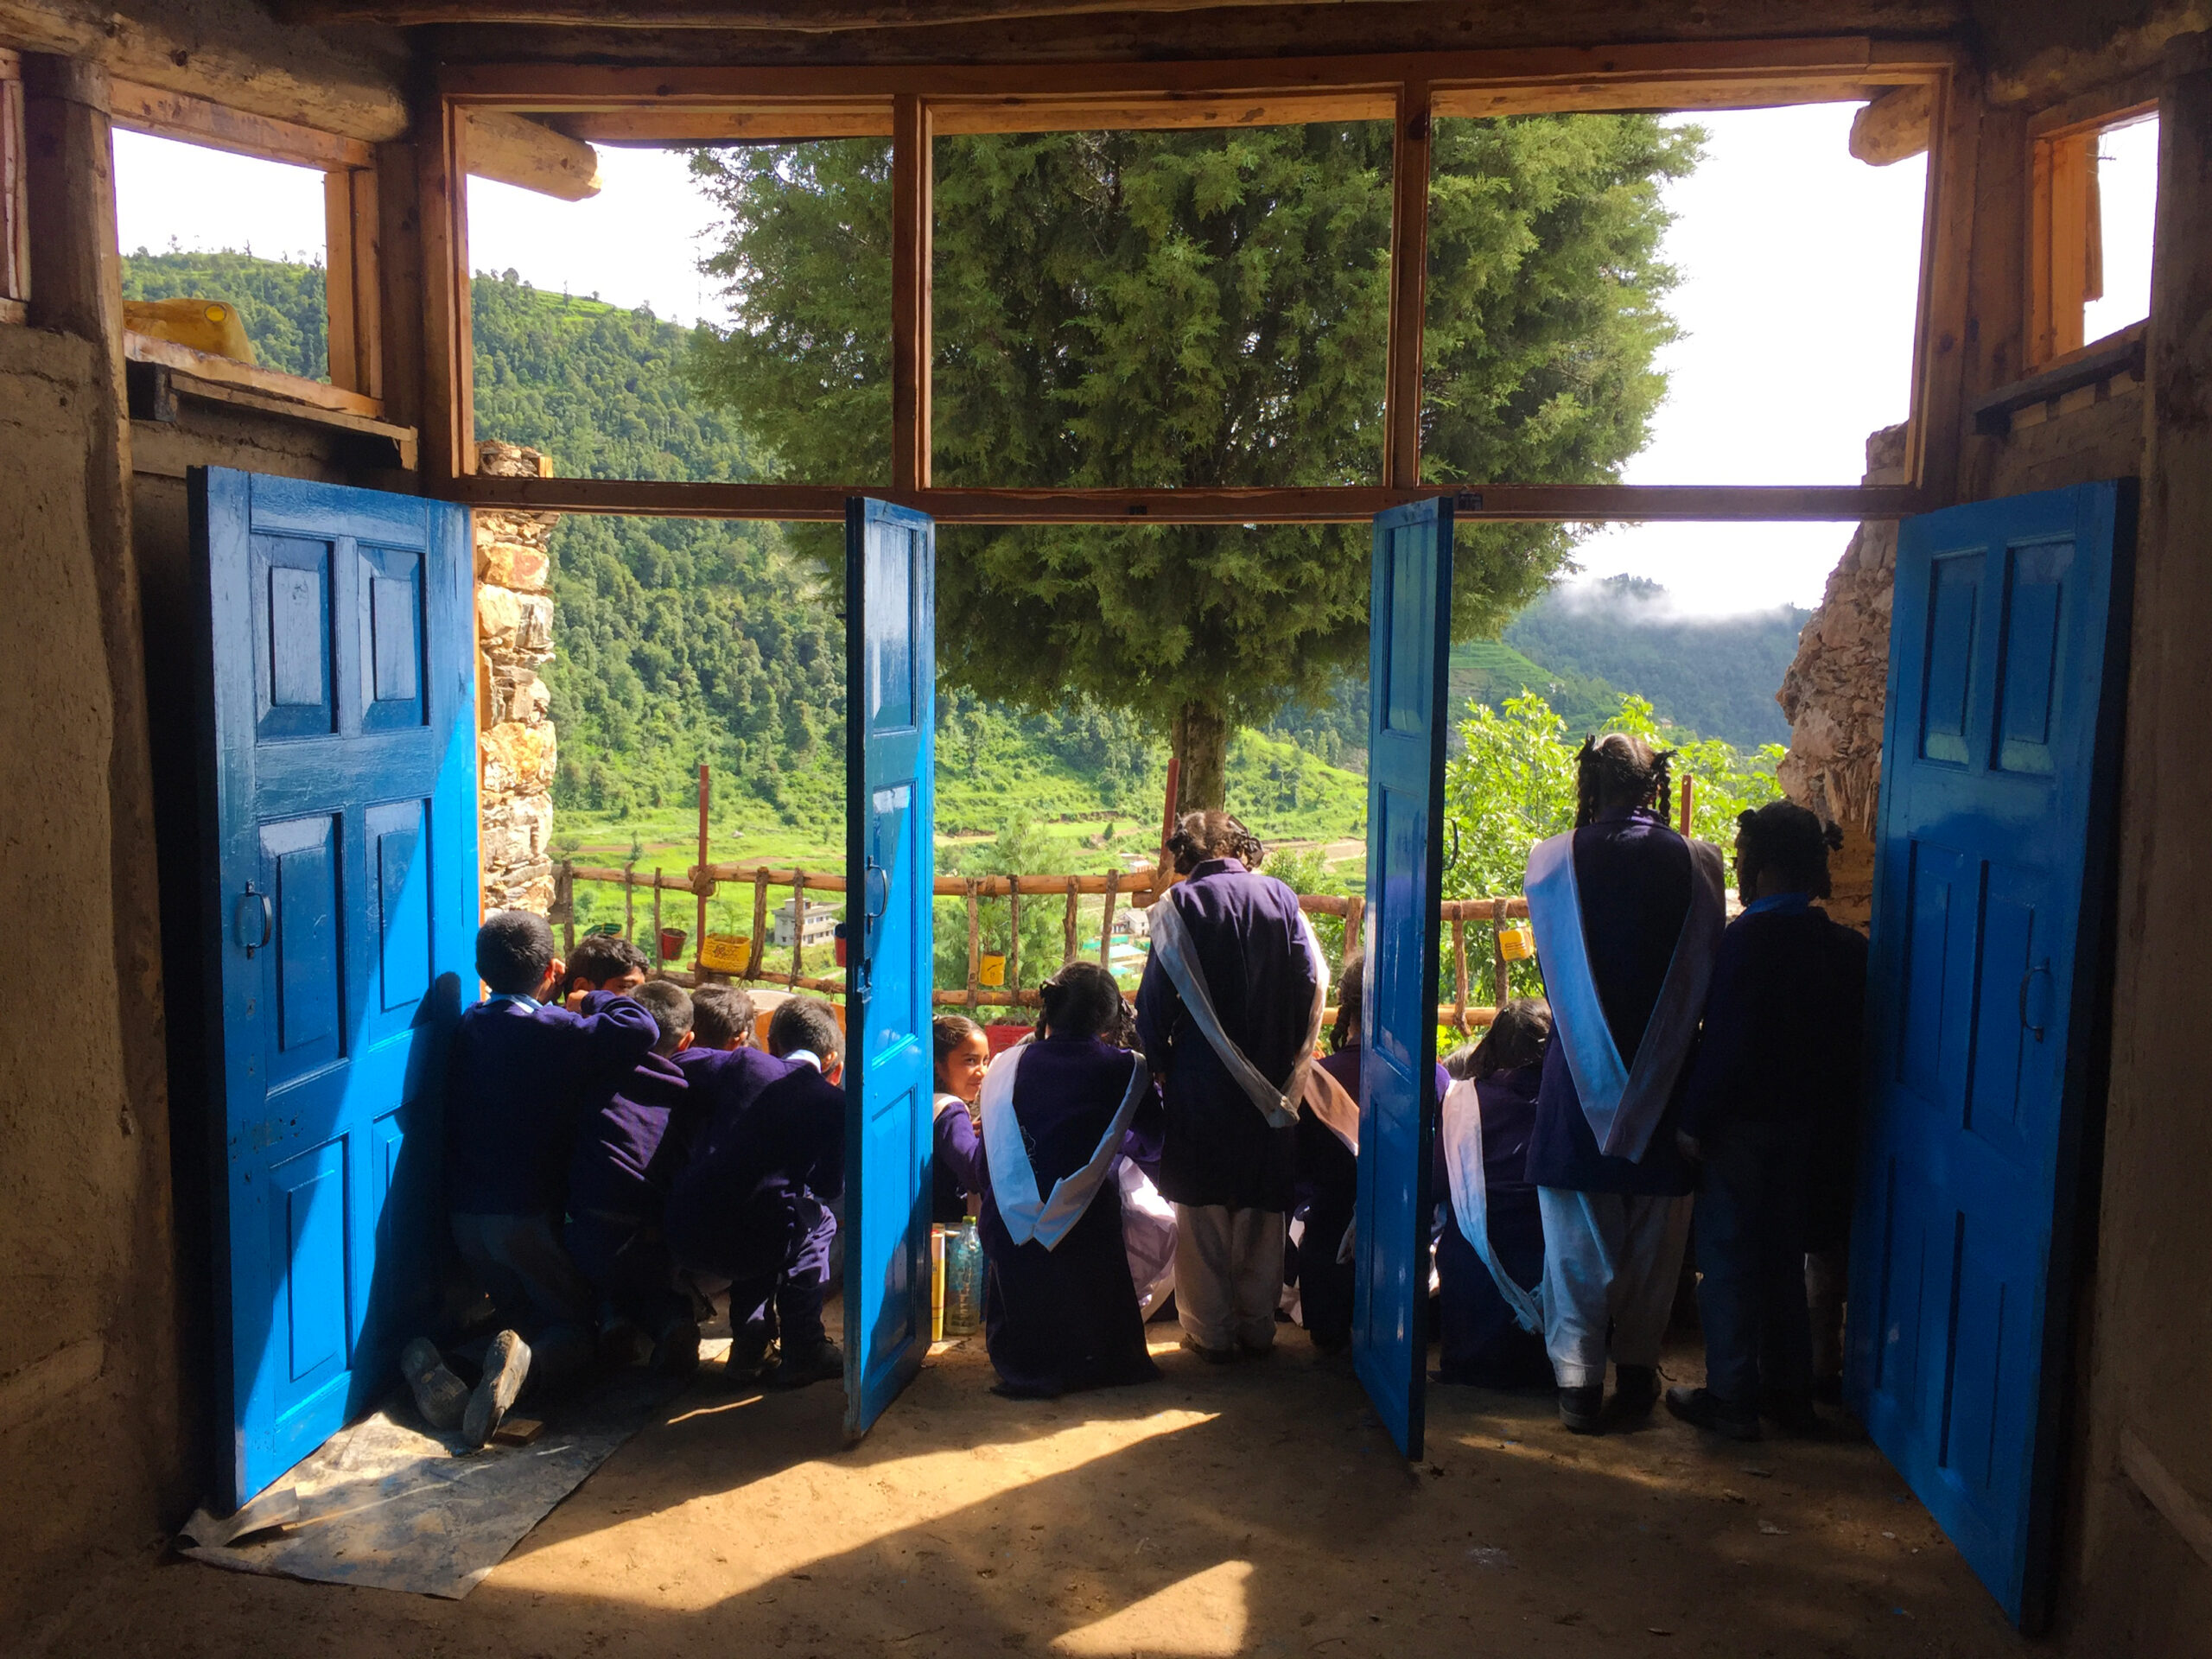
xmin=493 ymin=1407 xmax=1219 ymax=1610
xmin=1049 ymin=1560 xmax=1253 ymax=1656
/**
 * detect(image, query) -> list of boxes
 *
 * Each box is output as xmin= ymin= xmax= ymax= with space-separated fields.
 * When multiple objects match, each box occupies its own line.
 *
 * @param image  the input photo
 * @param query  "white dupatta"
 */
xmin=980 ymin=1044 xmax=1152 ymax=1250
xmin=1147 ymin=889 xmax=1330 ymax=1132
xmin=1522 ymin=829 xmax=1726 ymax=1164
xmin=1439 ymin=1078 xmax=1544 ymax=1333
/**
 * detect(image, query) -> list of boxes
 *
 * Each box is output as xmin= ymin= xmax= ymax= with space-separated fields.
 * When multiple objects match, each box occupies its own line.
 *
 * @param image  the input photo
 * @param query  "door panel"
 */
xmin=194 ymin=467 xmax=477 ymax=1510
xmin=1850 ymin=481 xmax=2133 ymax=1630
xmin=843 ymin=498 xmax=937 ymax=1440
xmin=1352 ymin=497 xmax=1452 ymax=1461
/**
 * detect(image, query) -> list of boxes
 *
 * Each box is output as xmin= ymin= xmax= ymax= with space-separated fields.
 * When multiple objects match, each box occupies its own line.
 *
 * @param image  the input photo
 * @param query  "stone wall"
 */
xmin=1773 ymin=423 xmax=1909 ymax=928
xmin=475 ymin=441 xmax=558 ymax=914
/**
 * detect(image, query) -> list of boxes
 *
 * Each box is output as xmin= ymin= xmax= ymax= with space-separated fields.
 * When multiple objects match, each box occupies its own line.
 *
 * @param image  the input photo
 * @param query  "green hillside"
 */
xmin=1504 ymin=574 xmax=1809 ymax=748
xmin=118 ymin=250 xmax=1366 ymax=862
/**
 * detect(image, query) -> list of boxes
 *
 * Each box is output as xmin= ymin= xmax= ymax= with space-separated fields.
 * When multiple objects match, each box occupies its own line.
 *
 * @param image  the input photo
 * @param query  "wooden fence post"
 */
xmin=695 ymin=762 xmax=710 ymax=962
xmin=1063 ymin=876 xmax=1079 ymax=966
xmin=623 ymin=865 xmax=635 ymax=943
xmin=1491 ymin=896 xmax=1510 ymax=1007
xmin=1452 ymin=913 xmax=1469 ymax=1031
xmin=1007 ymin=874 xmax=1021 ymax=1004
xmin=790 ymin=869 xmax=807 ymax=988
xmin=747 ymin=868 xmax=769 ymax=980
xmin=1099 ymin=868 xmax=1120 ymax=969
xmin=651 ymin=869 xmax=663 ymax=964
xmin=1341 ymin=895 xmax=1364 ymax=976
xmin=966 ymin=879 xmax=982 ymax=1009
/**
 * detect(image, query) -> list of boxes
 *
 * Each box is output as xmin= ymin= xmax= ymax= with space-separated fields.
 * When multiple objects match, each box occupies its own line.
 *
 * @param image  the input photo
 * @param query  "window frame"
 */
xmin=424 ymin=35 xmax=1969 ymax=528
xmin=1 ymin=49 xmax=27 ymax=321
xmin=2026 ymin=94 xmax=2158 ymax=372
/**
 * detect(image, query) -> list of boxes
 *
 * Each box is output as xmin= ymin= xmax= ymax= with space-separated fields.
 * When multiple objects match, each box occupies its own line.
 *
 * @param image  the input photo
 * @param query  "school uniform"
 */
xmin=1294 ymin=1045 xmax=1450 ymax=1351
xmin=1433 ymin=1062 xmax=1553 ymax=1389
xmin=977 ymin=1034 xmax=1165 ymax=1397
xmin=445 ymin=989 xmax=661 ymax=1385
xmin=1523 ymin=809 xmax=1726 ymax=1390
xmin=933 ymin=1095 xmax=984 ymax=1224
xmin=1676 ymin=892 xmax=1869 ymax=1410
xmin=1135 ymin=856 xmax=1323 ymax=1353
xmin=664 ymin=1048 xmax=847 ymax=1357
xmin=563 ymin=1050 xmax=696 ymax=1342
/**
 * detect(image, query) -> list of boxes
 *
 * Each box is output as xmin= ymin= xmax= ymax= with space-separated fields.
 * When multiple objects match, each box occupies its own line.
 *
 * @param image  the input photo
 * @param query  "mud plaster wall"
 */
xmin=0 ymin=324 xmax=183 ymax=1634
xmin=476 ymin=440 xmax=557 ymax=915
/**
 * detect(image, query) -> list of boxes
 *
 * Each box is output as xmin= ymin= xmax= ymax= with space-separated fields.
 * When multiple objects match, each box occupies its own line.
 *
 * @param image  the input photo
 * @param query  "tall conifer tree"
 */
xmin=689 ymin=117 xmax=1697 ymax=805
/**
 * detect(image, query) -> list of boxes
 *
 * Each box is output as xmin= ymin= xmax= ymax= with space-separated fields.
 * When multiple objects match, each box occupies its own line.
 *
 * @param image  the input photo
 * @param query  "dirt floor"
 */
xmin=25 ymin=1321 xmax=2030 ymax=1659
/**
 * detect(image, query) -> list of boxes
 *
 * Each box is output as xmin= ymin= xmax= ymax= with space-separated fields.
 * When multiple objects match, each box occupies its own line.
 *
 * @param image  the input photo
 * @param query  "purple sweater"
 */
xmin=567 ymin=1049 xmax=694 ymax=1221
xmin=1135 ymin=858 xmax=1319 ymax=1211
xmin=445 ymin=990 xmax=659 ymax=1216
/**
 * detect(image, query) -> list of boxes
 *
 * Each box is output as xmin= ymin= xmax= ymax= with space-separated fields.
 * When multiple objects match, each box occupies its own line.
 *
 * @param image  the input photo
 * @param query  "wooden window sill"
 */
xmin=1972 ymin=322 xmax=2147 ymax=436
xmin=125 ymin=341 xmax=416 ymax=470
xmin=123 ymin=332 xmax=384 ymax=418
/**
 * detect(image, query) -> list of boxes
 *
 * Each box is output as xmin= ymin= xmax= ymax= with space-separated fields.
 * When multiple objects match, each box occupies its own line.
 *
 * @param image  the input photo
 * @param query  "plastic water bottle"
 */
xmin=944 ymin=1220 xmax=983 ymax=1336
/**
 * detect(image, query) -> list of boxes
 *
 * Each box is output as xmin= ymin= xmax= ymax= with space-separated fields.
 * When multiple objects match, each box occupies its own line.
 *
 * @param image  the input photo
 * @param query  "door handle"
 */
xmin=235 ymin=887 xmax=272 ymax=958
xmin=865 ymin=859 xmax=891 ymax=923
xmin=2018 ymin=957 xmax=2052 ymax=1041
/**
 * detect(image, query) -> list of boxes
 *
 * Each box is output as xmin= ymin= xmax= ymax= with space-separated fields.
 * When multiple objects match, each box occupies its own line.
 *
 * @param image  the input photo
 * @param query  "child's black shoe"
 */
xmin=772 ymin=1338 xmax=844 ymax=1389
xmin=1557 ymin=1383 xmax=1605 ymax=1433
xmin=464 ymin=1330 xmax=532 ymax=1448
xmin=1664 ymin=1383 xmax=1762 ymax=1440
xmin=400 ymin=1338 xmax=467 ymax=1433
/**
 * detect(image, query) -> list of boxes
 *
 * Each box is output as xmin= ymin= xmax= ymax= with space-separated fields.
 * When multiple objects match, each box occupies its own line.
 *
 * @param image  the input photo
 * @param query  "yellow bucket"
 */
xmin=123 ymin=297 xmax=257 ymax=364
xmin=699 ymin=933 xmax=752 ymax=973
xmin=979 ymin=953 xmax=1007 ymax=988
xmin=1498 ymin=924 xmax=1535 ymax=963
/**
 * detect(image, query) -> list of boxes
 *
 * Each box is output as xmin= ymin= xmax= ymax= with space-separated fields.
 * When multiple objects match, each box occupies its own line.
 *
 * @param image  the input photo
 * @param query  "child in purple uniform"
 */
xmin=401 ymin=911 xmax=659 ymax=1447
xmin=562 ymin=932 xmax=650 ymax=1000
xmin=933 ymin=1015 xmax=988 ymax=1224
xmin=564 ymin=979 xmax=702 ymax=1376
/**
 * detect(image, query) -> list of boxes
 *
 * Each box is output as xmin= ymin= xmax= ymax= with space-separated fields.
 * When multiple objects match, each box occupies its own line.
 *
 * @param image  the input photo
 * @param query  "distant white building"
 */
xmin=1109 ymin=906 xmax=1150 ymax=942
xmin=772 ymin=896 xmax=842 ymax=949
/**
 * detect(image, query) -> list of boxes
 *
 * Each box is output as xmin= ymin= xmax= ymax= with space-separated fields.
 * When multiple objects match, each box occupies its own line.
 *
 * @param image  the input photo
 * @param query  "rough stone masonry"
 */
xmin=475 ymin=440 xmax=558 ymax=914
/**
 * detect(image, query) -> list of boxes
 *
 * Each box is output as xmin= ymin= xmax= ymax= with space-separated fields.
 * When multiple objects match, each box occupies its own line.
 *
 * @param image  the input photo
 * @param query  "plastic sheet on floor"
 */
xmin=174 ymin=1364 xmax=696 ymax=1599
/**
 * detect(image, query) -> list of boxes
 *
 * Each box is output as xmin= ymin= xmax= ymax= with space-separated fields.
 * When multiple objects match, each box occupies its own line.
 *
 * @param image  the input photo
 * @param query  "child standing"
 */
xmin=1665 ymin=802 xmax=1868 ymax=1440
xmin=404 ymin=911 xmax=659 ymax=1446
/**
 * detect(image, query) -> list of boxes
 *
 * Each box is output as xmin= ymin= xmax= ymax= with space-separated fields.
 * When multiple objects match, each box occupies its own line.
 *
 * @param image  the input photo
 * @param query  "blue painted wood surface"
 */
xmin=1851 ymin=480 xmax=2133 ymax=1630
xmin=842 ymin=499 xmax=938 ymax=1440
xmin=1352 ymin=497 xmax=1454 ymax=1460
xmin=194 ymin=467 xmax=478 ymax=1510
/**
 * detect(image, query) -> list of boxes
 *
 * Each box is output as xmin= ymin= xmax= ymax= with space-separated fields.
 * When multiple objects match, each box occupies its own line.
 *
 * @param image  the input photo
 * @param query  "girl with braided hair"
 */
xmin=1522 ymin=733 xmax=1726 ymax=1433
xmin=975 ymin=963 xmax=1166 ymax=1397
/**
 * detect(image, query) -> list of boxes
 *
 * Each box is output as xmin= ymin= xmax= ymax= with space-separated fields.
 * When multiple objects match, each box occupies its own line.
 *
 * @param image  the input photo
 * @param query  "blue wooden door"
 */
xmin=1851 ymin=481 xmax=2133 ymax=1629
xmin=1353 ymin=497 xmax=1454 ymax=1459
xmin=843 ymin=498 xmax=937 ymax=1440
xmin=194 ymin=467 xmax=478 ymax=1509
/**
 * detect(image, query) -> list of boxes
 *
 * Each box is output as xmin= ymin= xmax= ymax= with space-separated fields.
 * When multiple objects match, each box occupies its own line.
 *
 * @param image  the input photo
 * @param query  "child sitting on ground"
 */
xmin=664 ymin=996 xmax=849 ymax=1389
xmin=562 ymin=932 xmax=651 ymax=999
xmin=932 ymin=1015 xmax=988 ymax=1224
xmin=690 ymin=983 xmax=757 ymax=1052
xmin=403 ymin=911 xmax=659 ymax=1446
xmin=1665 ymin=801 xmax=1868 ymax=1442
xmin=564 ymin=979 xmax=704 ymax=1376
xmin=1433 ymin=999 xmax=1554 ymax=1389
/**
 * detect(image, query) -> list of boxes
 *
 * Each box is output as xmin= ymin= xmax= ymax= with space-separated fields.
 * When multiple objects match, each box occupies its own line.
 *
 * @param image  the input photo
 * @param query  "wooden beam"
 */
xmin=461 ymin=108 xmax=601 ymax=200
xmin=442 ymin=475 xmax=1927 ymax=524
xmin=0 ymin=2 xmax=409 ymax=143
xmin=374 ymin=140 xmax=425 ymax=436
xmin=435 ymin=39 xmax=1953 ymax=111
xmin=109 ymin=79 xmax=373 ymax=170
xmin=1383 ymin=79 xmax=1429 ymax=491
xmin=1 ymin=56 xmax=23 ymax=303
xmin=554 ymin=105 xmax=891 ymax=143
xmin=1910 ymin=66 xmax=1980 ymax=503
xmin=289 ymin=0 xmax=1444 ymax=22
xmin=891 ymin=91 xmax=931 ymax=492
xmin=323 ymin=166 xmax=383 ymax=398
xmin=419 ymin=95 xmax=474 ymax=485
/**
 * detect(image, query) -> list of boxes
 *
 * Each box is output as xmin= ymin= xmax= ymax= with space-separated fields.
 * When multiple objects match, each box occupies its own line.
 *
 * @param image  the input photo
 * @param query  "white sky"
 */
xmin=114 ymin=105 xmax=2162 ymax=615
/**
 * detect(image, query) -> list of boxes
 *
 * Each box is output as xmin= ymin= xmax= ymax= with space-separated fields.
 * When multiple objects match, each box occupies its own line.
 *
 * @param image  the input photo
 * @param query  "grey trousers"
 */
xmin=1536 ymin=1187 xmax=1694 ymax=1389
xmin=1173 ymin=1205 xmax=1287 ymax=1353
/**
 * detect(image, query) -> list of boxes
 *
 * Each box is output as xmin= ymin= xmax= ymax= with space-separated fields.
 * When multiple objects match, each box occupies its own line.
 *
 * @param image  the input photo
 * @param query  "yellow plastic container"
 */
xmin=123 ymin=297 xmax=257 ymax=364
xmin=931 ymin=1225 xmax=947 ymax=1344
xmin=979 ymin=953 xmax=1007 ymax=988
xmin=1498 ymin=924 xmax=1535 ymax=963
xmin=699 ymin=933 xmax=753 ymax=973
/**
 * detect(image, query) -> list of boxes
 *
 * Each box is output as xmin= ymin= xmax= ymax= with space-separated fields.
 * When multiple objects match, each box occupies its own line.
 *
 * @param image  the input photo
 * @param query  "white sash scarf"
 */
xmin=1147 ymin=891 xmax=1329 ymax=1132
xmin=1522 ymin=828 xmax=1726 ymax=1163
xmin=1439 ymin=1078 xmax=1544 ymax=1333
xmin=980 ymin=1044 xmax=1151 ymax=1251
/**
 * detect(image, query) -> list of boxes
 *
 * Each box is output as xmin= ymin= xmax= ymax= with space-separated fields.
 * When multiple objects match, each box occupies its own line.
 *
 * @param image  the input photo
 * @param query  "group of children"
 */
xmin=402 ymin=917 xmax=850 ymax=1446
xmin=410 ymin=754 xmax=1864 ymax=1447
